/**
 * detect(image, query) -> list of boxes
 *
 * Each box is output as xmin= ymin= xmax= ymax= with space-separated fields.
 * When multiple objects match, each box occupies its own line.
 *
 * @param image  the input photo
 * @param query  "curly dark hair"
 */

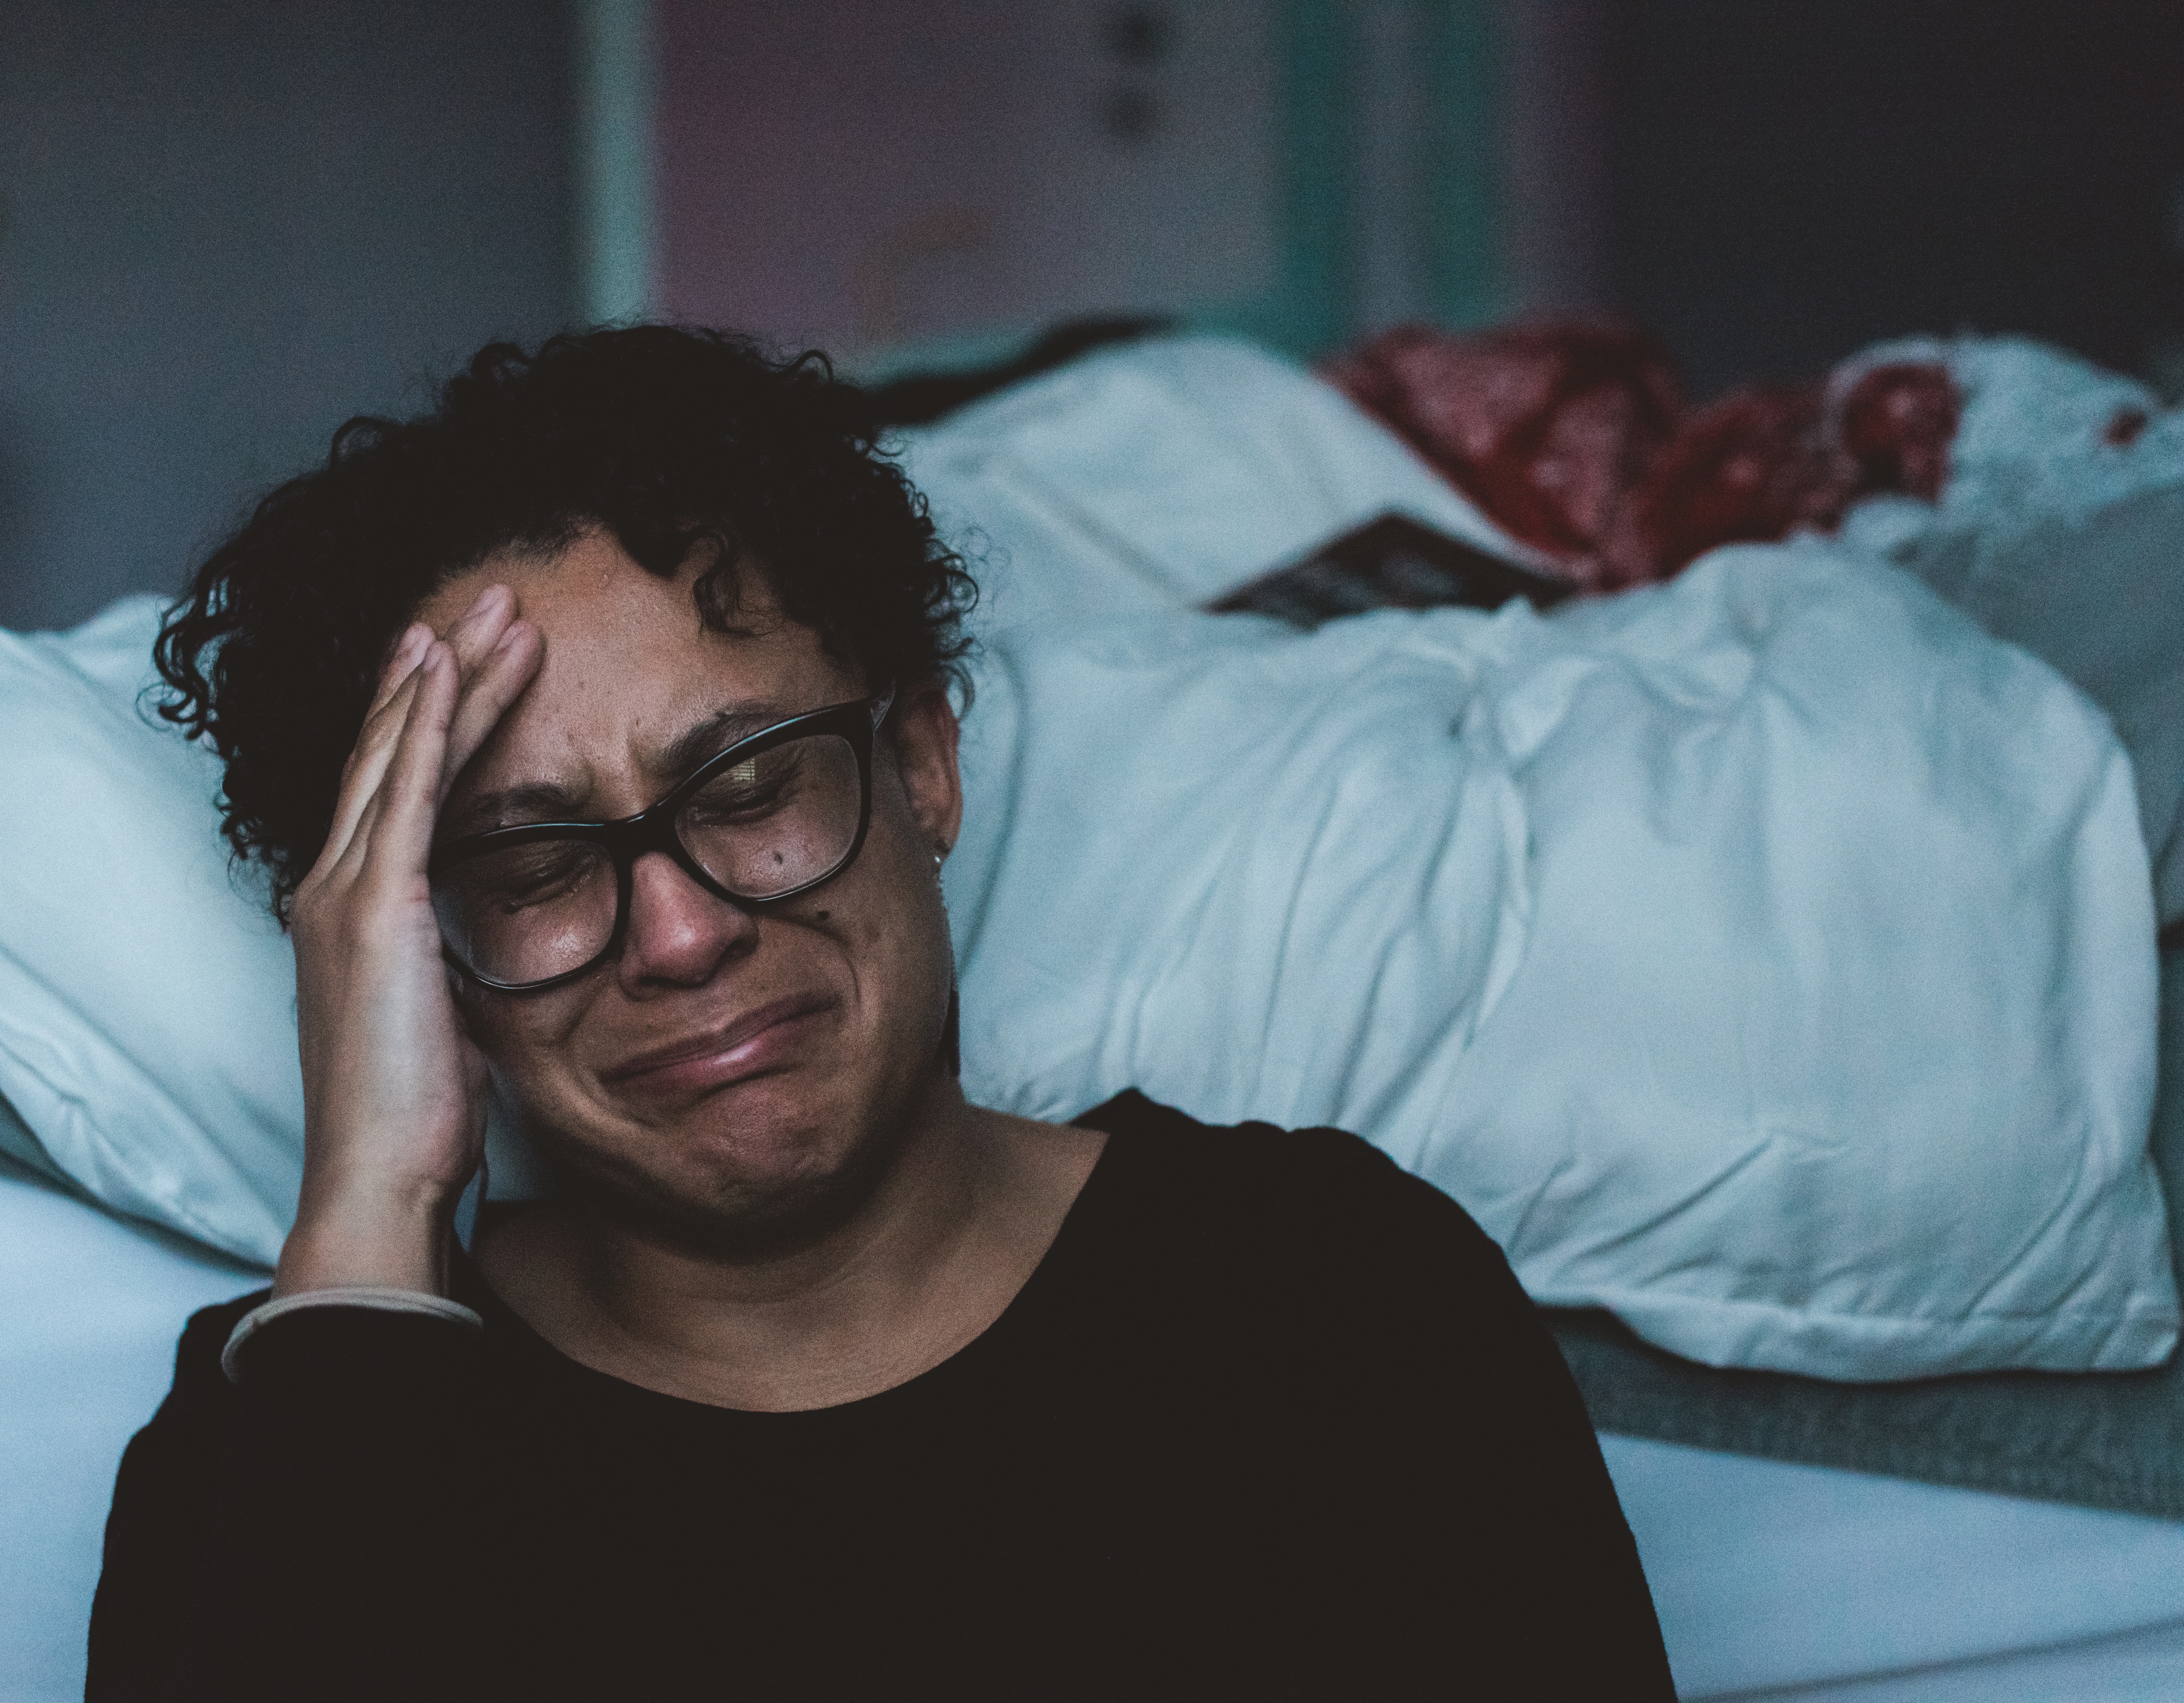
xmin=155 ymin=325 xmax=977 ymax=922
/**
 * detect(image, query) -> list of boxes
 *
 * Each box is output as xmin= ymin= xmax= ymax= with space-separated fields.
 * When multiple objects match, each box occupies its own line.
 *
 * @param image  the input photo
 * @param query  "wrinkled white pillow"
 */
xmin=0 ymin=598 xmax=297 ymax=1265
xmin=950 ymin=543 xmax=2178 ymax=1380
xmin=0 ymin=600 xmax=542 ymax=1267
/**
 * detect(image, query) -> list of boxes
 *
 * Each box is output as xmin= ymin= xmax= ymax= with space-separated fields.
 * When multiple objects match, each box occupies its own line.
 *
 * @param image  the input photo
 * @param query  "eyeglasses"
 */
xmin=427 ymin=688 xmax=894 ymax=992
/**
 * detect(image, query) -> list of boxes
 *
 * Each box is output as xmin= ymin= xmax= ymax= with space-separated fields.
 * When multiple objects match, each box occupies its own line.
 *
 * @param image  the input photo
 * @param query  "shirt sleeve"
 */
xmin=1257 ymin=1128 xmax=1681 ymax=1699
xmin=88 ymin=1297 xmax=491 ymax=1703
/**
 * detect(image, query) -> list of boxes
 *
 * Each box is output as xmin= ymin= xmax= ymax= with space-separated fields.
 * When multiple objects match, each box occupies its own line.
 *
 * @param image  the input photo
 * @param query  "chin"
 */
xmin=585 ymin=1075 xmax=905 ymax=1256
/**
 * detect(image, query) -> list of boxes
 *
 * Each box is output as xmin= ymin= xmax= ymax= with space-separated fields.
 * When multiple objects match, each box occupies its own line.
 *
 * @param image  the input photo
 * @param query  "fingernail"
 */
xmin=388 ymin=624 xmax=428 ymax=672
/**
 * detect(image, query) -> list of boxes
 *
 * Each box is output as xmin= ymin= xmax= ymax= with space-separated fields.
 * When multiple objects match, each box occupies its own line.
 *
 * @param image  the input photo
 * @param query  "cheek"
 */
xmin=461 ymin=987 xmax=590 ymax=1103
xmin=836 ymin=825 xmax=950 ymax=970
xmin=846 ymin=864 xmax=956 ymax=1049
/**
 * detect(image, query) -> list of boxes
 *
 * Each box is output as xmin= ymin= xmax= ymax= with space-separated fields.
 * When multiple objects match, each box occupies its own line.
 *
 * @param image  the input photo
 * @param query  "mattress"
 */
xmin=5 ymin=1152 xmax=2182 ymax=1702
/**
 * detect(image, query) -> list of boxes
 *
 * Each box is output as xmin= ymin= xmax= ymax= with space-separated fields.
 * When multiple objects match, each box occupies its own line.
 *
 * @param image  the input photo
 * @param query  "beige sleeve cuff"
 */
xmin=220 ymin=1286 xmax=486 ymax=1385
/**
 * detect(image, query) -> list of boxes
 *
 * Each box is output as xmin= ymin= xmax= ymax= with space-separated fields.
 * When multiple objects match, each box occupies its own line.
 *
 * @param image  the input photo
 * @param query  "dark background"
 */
xmin=0 ymin=0 xmax=571 ymax=631
xmin=1609 ymin=0 xmax=2184 ymax=394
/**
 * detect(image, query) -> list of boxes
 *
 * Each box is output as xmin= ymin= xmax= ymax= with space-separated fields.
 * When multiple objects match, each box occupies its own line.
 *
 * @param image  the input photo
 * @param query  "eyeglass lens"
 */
xmin=430 ymin=731 xmax=865 ymax=987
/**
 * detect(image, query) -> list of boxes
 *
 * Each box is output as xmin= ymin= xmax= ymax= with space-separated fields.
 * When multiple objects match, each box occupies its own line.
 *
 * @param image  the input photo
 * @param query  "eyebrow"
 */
xmin=656 ymin=703 xmax=790 ymax=784
xmin=441 ymin=701 xmax=794 ymax=836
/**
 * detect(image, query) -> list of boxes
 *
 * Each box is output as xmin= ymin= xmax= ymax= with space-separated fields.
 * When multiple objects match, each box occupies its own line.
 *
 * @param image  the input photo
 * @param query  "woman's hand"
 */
xmin=275 ymin=585 xmax=544 ymax=1298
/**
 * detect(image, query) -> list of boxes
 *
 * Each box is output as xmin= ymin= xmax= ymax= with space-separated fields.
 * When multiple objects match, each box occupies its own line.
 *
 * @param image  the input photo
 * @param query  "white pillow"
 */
xmin=950 ymin=542 xmax=2177 ymax=1380
xmin=0 ymin=599 xmax=297 ymax=1266
xmin=895 ymin=333 xmax=1547 ymax=638
xmin=0 ymin=601 xmax=538 ymax=1268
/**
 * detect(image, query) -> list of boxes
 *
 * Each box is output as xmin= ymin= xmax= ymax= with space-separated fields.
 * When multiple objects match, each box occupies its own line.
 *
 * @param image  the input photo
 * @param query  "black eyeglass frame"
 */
xmin=427 ymin=687 xmax=895 ymax=993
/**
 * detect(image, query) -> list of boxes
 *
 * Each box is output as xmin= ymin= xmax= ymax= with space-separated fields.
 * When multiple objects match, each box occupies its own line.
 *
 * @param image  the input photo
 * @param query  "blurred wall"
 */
xmin=657 ymin=0 xmax=1281 ymax=364
xmin=0 ymin=1 xmax=574 ymax=632
xmin=654 ymin=0 xmax=1508 ymax=370
xmin=1498 ymin=0 xmax=1607 ymax=318
xmin=1607 ymin=0 xmax=2184 ymax=395
xmin=17 ymin=3 xmax=2171 ymax=635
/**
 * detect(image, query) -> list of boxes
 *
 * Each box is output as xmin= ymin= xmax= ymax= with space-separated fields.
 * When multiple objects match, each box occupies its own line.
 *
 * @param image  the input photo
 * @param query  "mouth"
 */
xmin=598 ymin=992 xmax=840 ymax=1099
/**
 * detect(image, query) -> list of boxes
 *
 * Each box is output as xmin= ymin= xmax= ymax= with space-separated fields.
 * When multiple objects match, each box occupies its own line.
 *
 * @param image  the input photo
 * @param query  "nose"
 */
xmin=614 ymin=849 xmax=759 ymax=993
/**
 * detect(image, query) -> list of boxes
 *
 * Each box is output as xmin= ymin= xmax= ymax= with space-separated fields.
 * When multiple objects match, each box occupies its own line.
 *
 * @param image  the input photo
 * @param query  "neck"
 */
xmin=584 ymin=1068 xmax=988 ymax=1327
xmin=479 ymin=1075 xmax=1105 ymax=1411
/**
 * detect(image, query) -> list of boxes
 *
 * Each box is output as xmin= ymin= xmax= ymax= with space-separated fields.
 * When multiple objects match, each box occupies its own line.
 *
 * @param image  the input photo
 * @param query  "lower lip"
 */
xmin=606 ymin=1007 xmax=829 ymax=1100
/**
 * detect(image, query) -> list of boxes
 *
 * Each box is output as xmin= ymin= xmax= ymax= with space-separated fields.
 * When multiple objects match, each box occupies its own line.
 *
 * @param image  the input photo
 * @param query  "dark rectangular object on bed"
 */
xmin=1550 ymin=946 xmax=2184 ymax=1521
xmin=1209 ymin=513 xmax=1575 ymax=627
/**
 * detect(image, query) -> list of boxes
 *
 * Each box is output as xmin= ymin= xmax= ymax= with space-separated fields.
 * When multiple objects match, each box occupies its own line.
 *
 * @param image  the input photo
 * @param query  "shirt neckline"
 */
xmin=461 ymin=1103 xmax=1143 ymax=1421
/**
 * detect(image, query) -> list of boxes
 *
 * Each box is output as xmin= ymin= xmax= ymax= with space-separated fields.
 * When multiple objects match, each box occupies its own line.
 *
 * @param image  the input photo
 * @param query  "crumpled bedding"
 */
xmin=948 ymin=539 xmax=2176 ymax=1380
xmin=1322 ymin=323 xmax=2184 ymax=929
xmin=895 ymin=334 xmax=1544 ymax=637
xmin=1838 ymin=336 xmax=2184 ymax=927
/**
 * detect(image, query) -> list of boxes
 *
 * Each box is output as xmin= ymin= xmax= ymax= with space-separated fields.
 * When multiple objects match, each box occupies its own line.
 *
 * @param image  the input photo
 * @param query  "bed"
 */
xmin=5 ymin=326 xmax=2183 ymax=1700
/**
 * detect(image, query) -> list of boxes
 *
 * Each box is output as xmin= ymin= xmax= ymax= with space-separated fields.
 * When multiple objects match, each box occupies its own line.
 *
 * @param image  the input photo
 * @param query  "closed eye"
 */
xmin=455 ymin=842 xmax=603 ymax=912
xmin=680 ymin=748 xmax=805 ymax=826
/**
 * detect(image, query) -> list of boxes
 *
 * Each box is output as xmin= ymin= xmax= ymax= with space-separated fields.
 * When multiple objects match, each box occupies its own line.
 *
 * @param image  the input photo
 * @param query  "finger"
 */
xmin=365 ymin=623 xmax=433 ymax=719
xmin=439 ymin=619 xmax=545 ymax=802
xmin=320 ymin=662 xmax=433 ymax=871
xmin=339 ymin=618 xmax=540 ymax=879
xmin=354 ymin=588 xmax=503 ymax=780
xmin=441 ymin=583 xmax=517 ymax=678
xmin=355 ymin=642 xmax=461 ymax=881
xmin=319 ymin=589 xmax=518 ymax=882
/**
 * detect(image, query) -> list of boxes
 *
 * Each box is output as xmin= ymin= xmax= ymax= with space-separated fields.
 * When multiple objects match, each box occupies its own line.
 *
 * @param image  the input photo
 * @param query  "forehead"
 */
xmin=420 ymin=530 xmax=859 ymax=796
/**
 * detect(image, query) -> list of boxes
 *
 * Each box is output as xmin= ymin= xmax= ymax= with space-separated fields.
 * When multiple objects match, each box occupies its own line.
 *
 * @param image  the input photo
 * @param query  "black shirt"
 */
xmin=89 ymin=1093 xmax=1673 ymax=1699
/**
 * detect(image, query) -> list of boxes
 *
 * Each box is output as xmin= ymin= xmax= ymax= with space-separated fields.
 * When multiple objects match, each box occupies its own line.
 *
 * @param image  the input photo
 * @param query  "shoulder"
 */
xmin=1075 ymin=1089 xmax=1479 ymax=1226
xmin=133 ymin=1290 xmax=265 ymax=1443
xmin=1071 ymin=1091 xmax=1517 ymax=1304
xmin=1064 ymin=1092 xmax=1580 ymax=1451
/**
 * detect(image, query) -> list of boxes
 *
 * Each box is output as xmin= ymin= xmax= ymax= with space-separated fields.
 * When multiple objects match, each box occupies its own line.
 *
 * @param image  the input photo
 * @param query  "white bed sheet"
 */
xmin=0 ymin=1167 xmax=262 ymax=1702
xmin=8 ymin=1163 xmax=2184 ymax=1703
xmin=1604 ymin=1434 xmax=2184 ymax=1699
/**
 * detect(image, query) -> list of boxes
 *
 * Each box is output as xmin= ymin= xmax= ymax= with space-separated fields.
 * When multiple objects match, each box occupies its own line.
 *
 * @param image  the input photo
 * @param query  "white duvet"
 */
xmin=946 ymin=551 xmax=2176 ymax=1380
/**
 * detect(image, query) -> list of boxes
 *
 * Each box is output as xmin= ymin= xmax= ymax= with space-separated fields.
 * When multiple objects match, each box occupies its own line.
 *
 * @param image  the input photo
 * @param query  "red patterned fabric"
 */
xmin=1327 ymin=323 xmax=1961 ymax=594
xmin=1598 ymin=385 xmax=1836 ymax=591
xmin=1323 ymin=321 xmax=1682 ymax=579
xmin=1837 ymin=361 xmax=1958 ymax=501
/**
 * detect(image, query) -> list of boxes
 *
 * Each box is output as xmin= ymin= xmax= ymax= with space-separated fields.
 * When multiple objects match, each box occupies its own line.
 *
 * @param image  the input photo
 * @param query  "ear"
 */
xmin=887 ymin=684 xmax=964 ymax=855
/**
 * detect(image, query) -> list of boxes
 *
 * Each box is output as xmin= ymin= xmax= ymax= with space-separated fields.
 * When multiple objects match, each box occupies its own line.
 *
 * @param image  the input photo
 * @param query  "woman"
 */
xmin=90 ymin=327 xmax=1671 ymax=1698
